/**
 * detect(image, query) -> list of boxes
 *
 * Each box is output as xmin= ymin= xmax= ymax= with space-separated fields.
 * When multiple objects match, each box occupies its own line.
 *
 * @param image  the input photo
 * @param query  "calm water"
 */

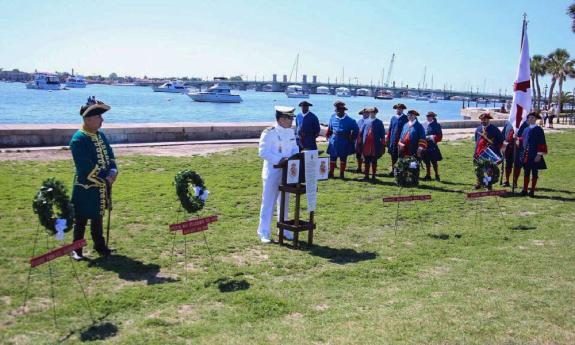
xmin=0 ymin=82 xmax=467 ymax=124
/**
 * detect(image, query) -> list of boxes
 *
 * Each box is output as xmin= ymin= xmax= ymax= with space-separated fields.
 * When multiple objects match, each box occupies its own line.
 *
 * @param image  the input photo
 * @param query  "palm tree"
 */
xmin=530 ymin=55 xmax=546 ymax=110
xmin=569 ymin=2 xmax=575 ymax=33
xmin=546 ymin=49 xmax=575 ymax=116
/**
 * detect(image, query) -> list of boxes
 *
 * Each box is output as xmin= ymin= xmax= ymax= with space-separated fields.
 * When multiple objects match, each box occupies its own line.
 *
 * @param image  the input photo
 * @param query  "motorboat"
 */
xmin=187 ymin=79 xmax=242 ymax=103
xmin=415 ymin=94 xmax=429 ymax=101
xmin=428 ymin=93 xmax=438 ymax=103
xmin=335 ymin=87 xmax=351 ymax=97
xmin=356 ymin=88 xmax=371 ymax=97
xmin=65 ymin=75 xmax=87 ymax=88
xmin=26 ymin=73 xmax=62 ymax=90
xmin=152 ymin=80 xmax=189 ymax=93
xmin=374 ymin=89 xmax=394 ymax=100
xmin=285 ymin=85 xmax=309 ymax=98
xmin=316 ymin=86 xmax=330 ymax=95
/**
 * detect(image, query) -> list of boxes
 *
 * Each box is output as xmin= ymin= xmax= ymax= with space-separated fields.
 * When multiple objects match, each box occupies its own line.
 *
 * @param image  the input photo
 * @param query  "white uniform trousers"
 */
xmin=257 ymin=174 xmax=293 ymax=240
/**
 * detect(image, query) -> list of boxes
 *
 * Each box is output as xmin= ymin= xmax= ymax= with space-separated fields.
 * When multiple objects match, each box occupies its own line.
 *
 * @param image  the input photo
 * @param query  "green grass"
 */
xmin=1 ymin=132 xmax=574 ymax=344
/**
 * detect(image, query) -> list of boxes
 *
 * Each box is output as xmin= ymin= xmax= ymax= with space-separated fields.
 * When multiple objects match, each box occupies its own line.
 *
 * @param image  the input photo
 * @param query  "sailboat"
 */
xmin=428 ymin=74 xmax=438 ymax=103
xmin=285 ymin=54 xmax=310 ymax=98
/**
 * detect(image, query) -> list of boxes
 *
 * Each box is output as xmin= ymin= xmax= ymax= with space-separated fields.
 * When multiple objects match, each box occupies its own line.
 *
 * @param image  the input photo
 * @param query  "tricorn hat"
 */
xmin=426 ymin=111 xmax=437 ymax=117
xmin=407 ymin=110 xmax=420 ymax=116
xmin=358 ymin=108 xmax=366 ymax=115
xmin=275 ymin=105 xmax=296 ymax=118
xmin=334 ymin=100 xmax=348 ymax=111
xmin=479 ymin=112 xmax=493 ymax=120
xmin=393 ymin=103 xmax=407 ymax=110
xmin=298 ymin=100 xmax=313 ymax=107
xmin=80 ymin=96 xmax=111 ymax=118
xmin=527 ymin=111 xmax=542 ymax=119
xmin=365 ymin=107 xmax=379 ymax=114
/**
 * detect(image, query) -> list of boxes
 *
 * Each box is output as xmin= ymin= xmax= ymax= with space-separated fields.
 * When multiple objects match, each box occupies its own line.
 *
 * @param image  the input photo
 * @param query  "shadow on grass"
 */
xmin=58 ymin=314 xmax=117 ymax=343
xmin=205 ymin=274 xmax=250 ymax=293
xmin=304 ymin=244 xmax=377 ymax=265
xmin=427 ymin=233 xmax=463 ymax=240
xmin=88 ymin=254 xmax=178 ymax=285
xmin=511 ymin=225 xmax=537 ymax=231
xmin=79 ymin=321 xmax=118 ymax=342
xmin=416 ymin=184 xmax=465 ymax=194
xmin=536 ymin=187 xmax=574 ymax=194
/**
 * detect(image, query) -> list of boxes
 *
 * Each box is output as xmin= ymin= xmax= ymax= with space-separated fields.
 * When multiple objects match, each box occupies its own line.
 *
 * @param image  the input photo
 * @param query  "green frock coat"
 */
xmin=70 ymin=129 xmax=117 ymax=219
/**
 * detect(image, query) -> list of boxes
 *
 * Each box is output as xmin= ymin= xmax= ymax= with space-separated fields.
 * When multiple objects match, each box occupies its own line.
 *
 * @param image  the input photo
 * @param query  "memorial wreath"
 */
xmin=32 ymin=178 xmax=74 ymax=235
xmin=474 ymin=158 xmax=500 ymax=189
xmin=394 ymin=156 xmax=420 ymax=187
xmin=174 ymin=170 xmax=208 ymax=214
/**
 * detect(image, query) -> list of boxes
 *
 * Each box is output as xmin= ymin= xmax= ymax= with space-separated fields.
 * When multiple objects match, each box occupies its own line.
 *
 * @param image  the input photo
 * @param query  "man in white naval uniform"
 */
xmin=257 ymin=106 xmax=300 ymax=243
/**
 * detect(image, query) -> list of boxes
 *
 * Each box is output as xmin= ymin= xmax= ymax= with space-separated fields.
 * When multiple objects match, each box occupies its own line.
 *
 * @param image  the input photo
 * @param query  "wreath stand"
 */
xmin=383 ymin=186 xmax=431 ymax=236
xmin=466 ymin=189 xmax=510 ymax=235
xmin=274 ymin=152 xmax=318 ymax=249
xmin=22 ymin=224 xmax=95 ymax=328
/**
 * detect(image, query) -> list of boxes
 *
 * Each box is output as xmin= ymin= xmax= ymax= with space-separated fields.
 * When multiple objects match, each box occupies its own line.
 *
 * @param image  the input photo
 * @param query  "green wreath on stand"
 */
xmin=394 ymin=157 xmax=420 ymax=188
xmin=174 ymin=170 xmax=208 ymax=214
xmin=474 ymin=159 xmax=500 ymax=189
xmin=32 ymin=178 xmax=75 ymax=235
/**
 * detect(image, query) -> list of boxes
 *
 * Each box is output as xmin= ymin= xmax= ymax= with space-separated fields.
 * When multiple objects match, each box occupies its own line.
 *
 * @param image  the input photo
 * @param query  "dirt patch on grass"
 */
xmin=419 ymin=265 xmax=451 ymax=278
xmin=6 ymin=297 xmax=51 ymax=318
xmin=531 ymin=240 xmax=556 ymax=247
xmin=221 ymin=248 xmax=269 ymax=267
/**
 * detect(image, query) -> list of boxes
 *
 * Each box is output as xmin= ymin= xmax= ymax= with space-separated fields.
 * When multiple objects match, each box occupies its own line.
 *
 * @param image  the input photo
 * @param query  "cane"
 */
xmin=105 ymin=179 xmax=113 ymax=247
xmin=500 ymin=154 xmax=505 ymax=185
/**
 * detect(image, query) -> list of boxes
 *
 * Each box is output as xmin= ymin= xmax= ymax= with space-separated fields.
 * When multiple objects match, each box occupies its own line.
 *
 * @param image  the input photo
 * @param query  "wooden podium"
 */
xmin=273 ymin=152 xmax=319 ymax=248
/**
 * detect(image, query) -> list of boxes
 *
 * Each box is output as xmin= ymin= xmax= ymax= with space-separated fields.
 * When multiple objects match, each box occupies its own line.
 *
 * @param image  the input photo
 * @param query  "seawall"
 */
xmin=0 ymin=120 xmax=506 ymax=148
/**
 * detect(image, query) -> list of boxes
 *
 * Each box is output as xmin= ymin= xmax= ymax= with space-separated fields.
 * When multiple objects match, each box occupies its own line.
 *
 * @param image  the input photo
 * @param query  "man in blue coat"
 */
xmin=519 ymin=112 xmax=548 ymax=197
xmin=422 ymin=111 xmax=443 ymax=181
xmin=359 ymin=107 xmax=386 ymax=180
xmin=501 ymin=120 xmax=528 ymax=187
xmin=295 ymin=100 xmax=320 ymax=151
xmin=386 ymin=103 xmax=408 ymax=176
xmin=474 ymin=112 xmax=503 ymax=189
xmin=326 ymin=101 xmax=359 ymax=178
xmin=398 ymin=110 xmax=427 ymax=159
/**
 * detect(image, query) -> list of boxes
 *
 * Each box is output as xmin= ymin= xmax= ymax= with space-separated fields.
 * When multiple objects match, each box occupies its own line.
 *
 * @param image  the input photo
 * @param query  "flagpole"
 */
xmin=512 ymin=14 xmax=527 ymax=195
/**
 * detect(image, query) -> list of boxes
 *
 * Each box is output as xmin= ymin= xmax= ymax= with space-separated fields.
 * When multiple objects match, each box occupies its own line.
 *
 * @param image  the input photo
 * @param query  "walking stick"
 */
xmin=500 ymin=154 xmax=505 ymax=185
xmin=105 ymin=179 xmax=113 ymax=247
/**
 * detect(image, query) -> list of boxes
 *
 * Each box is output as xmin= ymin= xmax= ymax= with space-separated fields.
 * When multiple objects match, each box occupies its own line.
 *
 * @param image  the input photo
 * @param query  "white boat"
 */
xmin=356 ymin=88 xmax=371 ymax=97
xmin=65 ymin=75 xmax=86 ymax=88
xmin=187 ymin=79 xmax=242 ymax=103
xmin=285 ymin=85 xmax=309 ymax=98
xmin=26 ymin=73 xmax=62 ymax=90
xmin=428 ymin=93 xmax=438 ymax=103
xmin=374 ymin=89 xmax=394 ymax=100
xmin=316 ymin=86 xmax=330 ymax=95
xmin=335 ymin=87 xmax=351 ymax=97
xmin=152 ymin=80 xmax=189 ymax=93
xmin=416 ymin=94 xmax=429 ymax=101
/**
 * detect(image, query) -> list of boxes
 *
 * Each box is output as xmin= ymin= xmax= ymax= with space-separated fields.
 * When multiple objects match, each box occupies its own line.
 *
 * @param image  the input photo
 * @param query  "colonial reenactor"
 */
xmin=398 ymin=110 xmax=427 ymax=159
xmin=386 ymin=103 xmax=408 ymax=175
xmin=257 ymin=106 xmax=300 ymax=243
xmin=355 ymin=108 xmax=370 ymax=173
xmin=501 ymin=120 xmax=528 ymax=187
xmin=70 ymin=96 xmax=118 ymax=260
xmin=359 ymin=107 xmax=386 ymax=180
xmin=422 ymin=111 xmax=443 ymax=181
xmin=295 ymin=100 xmax=320 ymax=151
xmin=473 ymin=112 xmax=503 ymax=189
xmin=519 ymin=112 xmax=548 ymax=197
xmin=326 ymin=101 xmax=359 ymax=178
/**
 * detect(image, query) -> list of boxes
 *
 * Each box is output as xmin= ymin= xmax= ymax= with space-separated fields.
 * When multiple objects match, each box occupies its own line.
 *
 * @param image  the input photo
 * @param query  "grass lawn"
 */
xmin=1 ymin=131 xmax=574 ymax=344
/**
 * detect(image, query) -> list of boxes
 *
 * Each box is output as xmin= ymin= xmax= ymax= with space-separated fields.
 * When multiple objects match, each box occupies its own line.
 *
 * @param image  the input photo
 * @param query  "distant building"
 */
xmin=0 ymin=70 xmax=31 ymax=82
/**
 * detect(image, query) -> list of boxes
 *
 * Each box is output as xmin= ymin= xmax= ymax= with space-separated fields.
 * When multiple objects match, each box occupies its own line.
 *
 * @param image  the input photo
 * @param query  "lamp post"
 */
xmin=544 ymin=84 xmax=548 ymax=107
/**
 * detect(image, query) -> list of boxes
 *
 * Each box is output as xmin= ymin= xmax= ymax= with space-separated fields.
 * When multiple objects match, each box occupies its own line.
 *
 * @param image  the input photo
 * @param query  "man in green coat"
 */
xmin=70 ymin=96 xmax=118 ymax=260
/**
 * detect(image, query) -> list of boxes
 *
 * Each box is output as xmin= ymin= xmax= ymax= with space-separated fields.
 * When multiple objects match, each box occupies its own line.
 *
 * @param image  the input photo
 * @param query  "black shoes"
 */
xmin=435 ymin=175 xmax=441 ymax=181
xmin=422 ymin=175 xmax=432 ymax=181
xmin=502 ymin=182 xmax=510 ymax=187
xmin=520 ymin=189 xmax=528 ymax=196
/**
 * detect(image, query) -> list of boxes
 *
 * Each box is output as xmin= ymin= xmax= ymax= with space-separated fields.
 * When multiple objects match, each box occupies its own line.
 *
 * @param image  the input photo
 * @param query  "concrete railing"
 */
xmin=0 ymin=120 xmax=506 ymax=148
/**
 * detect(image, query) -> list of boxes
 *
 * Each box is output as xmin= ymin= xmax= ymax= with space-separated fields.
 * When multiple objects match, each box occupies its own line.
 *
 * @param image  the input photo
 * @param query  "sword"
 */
xmin=105 ymin=179 xmax=113 ymax=247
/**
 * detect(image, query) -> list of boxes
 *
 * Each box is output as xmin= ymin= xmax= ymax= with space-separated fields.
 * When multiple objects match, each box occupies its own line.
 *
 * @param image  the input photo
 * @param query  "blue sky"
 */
xmin=1 ymin=0 xmax=573 ymax=94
